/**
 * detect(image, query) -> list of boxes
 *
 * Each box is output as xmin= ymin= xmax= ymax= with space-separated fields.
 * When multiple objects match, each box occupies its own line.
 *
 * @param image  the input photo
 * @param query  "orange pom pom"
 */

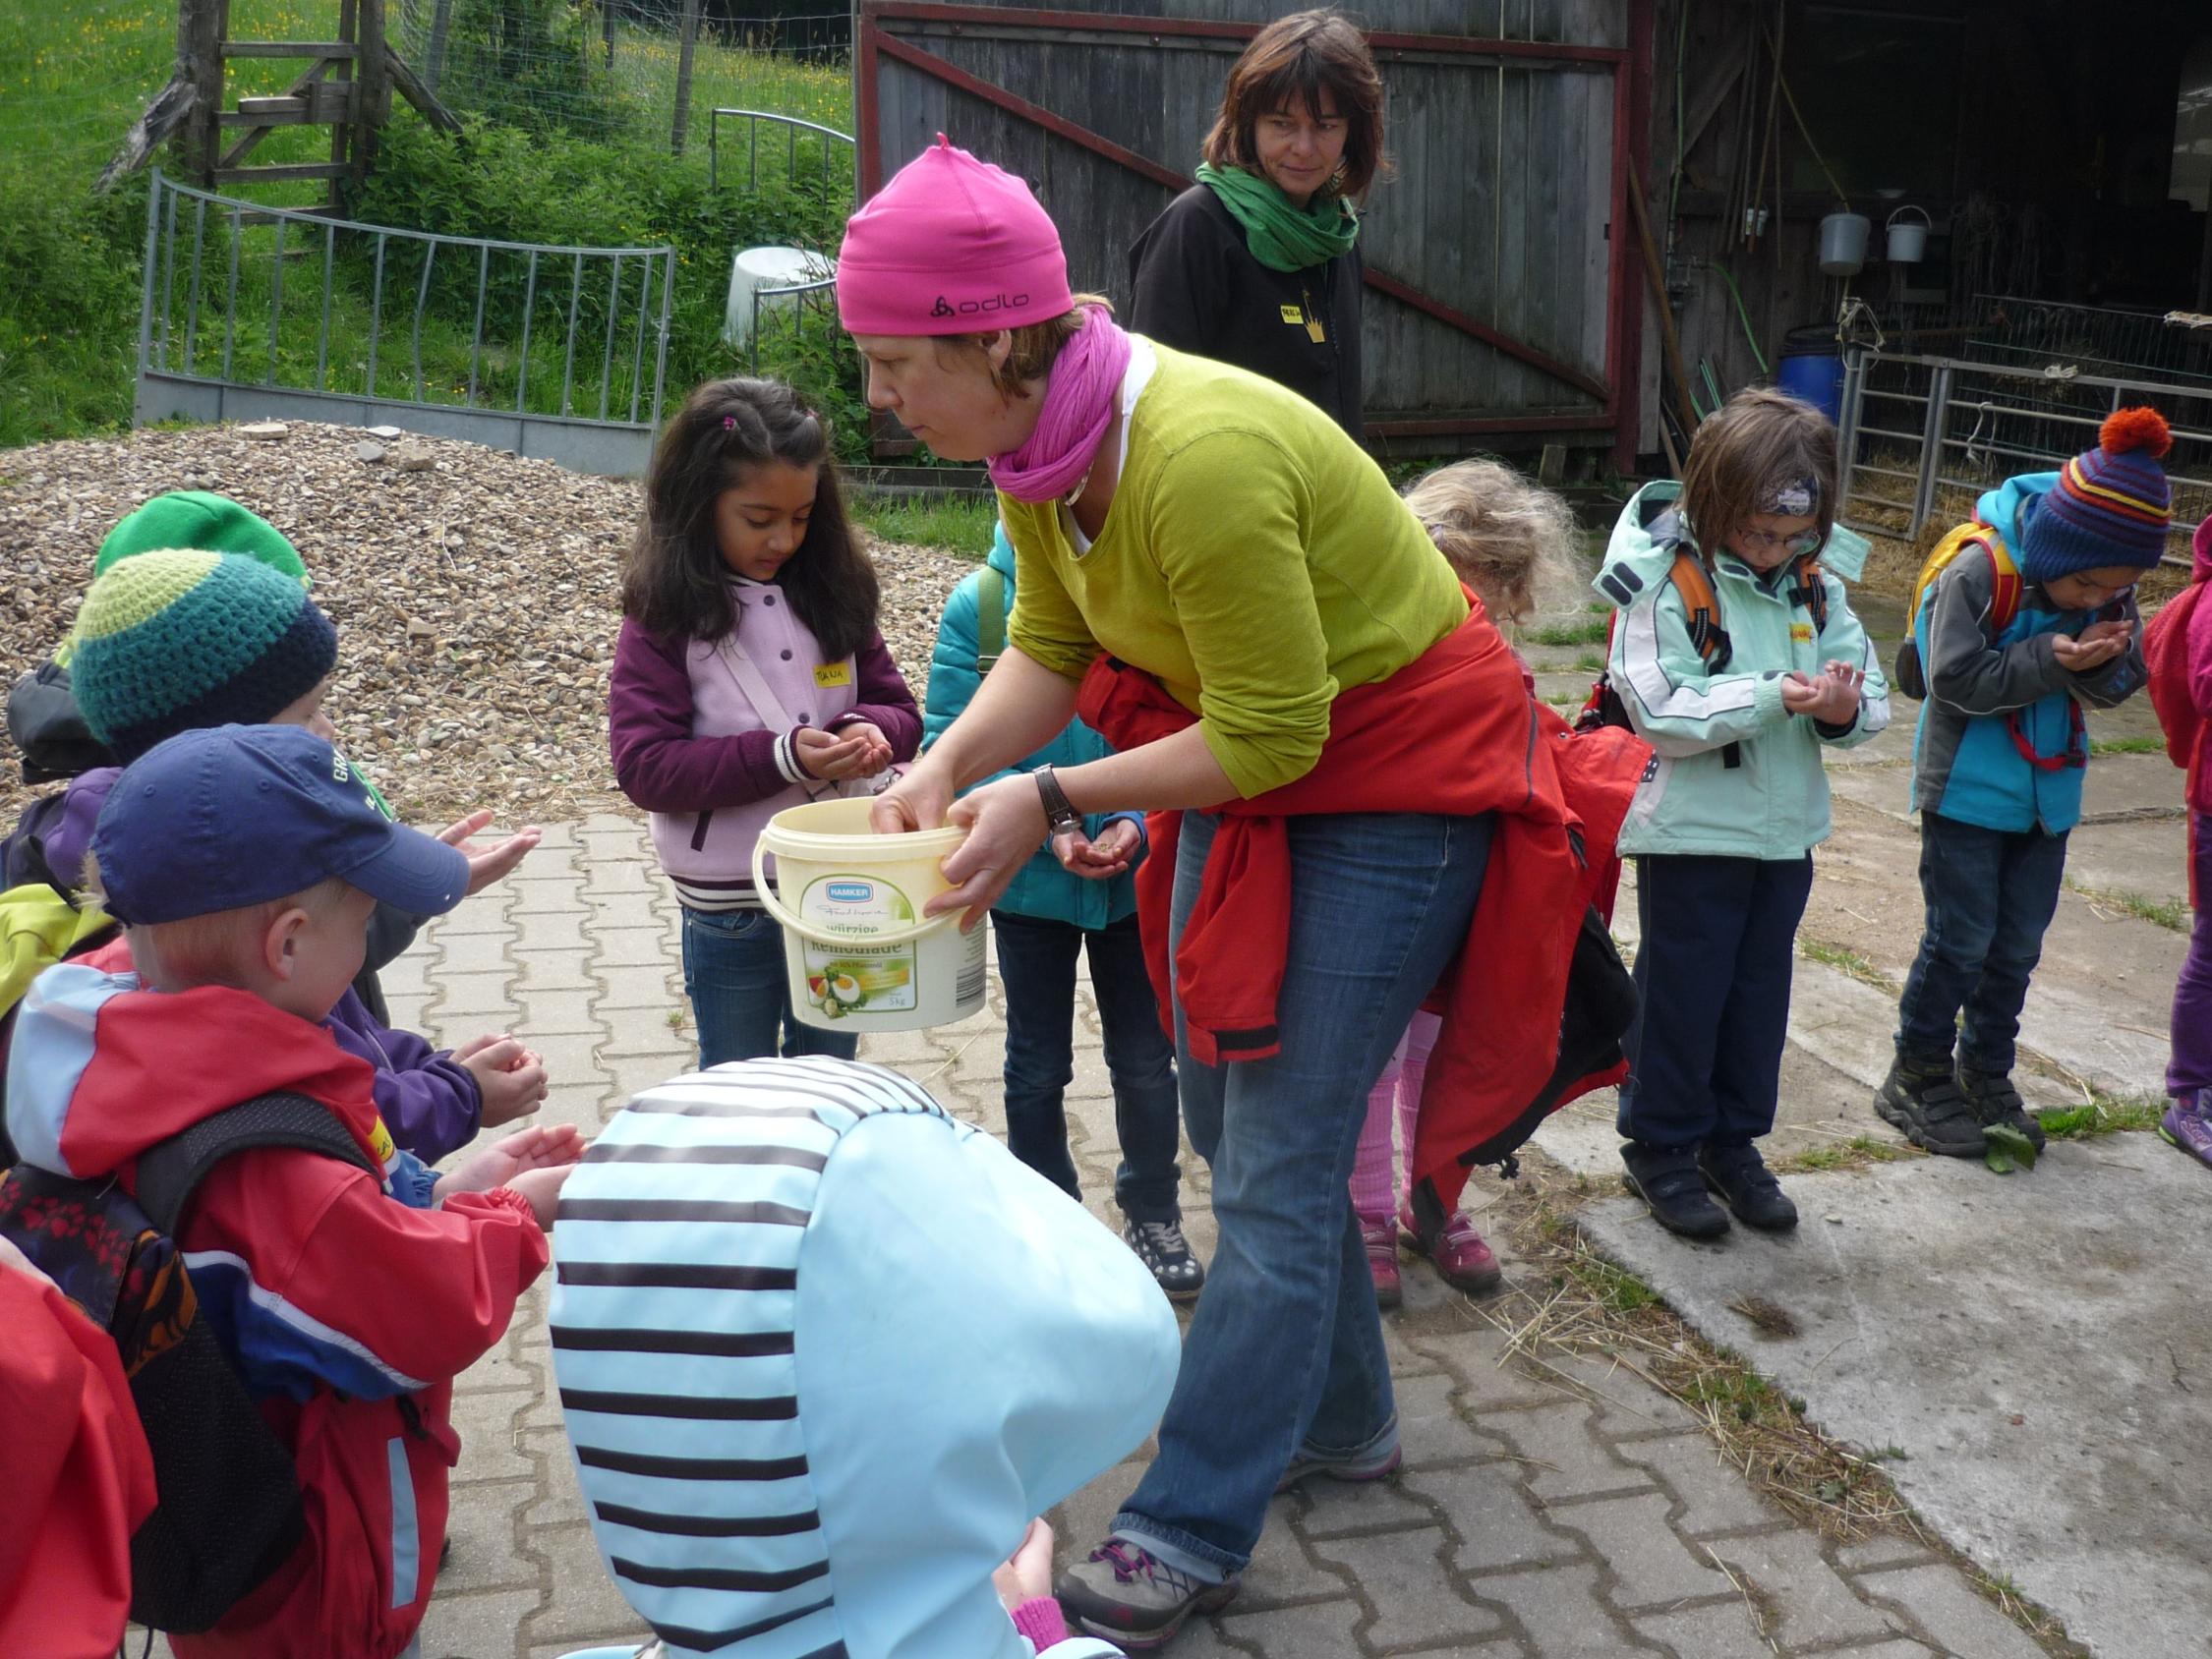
xmin=2101 ymin=406 xmax=2173 ymax=460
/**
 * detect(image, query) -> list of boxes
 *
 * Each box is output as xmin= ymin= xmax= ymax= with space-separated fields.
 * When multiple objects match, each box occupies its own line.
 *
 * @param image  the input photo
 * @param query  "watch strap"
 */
xmin=1034 ymin=765 xmax=1083 ymax=833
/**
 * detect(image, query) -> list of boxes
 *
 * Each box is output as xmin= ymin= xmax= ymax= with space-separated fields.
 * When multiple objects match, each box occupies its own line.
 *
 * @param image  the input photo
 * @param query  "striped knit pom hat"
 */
xmin=2018 ymin=407 xmax=2175 ymax=583
xmin=72 ymin=550 xmax=338 ymax=763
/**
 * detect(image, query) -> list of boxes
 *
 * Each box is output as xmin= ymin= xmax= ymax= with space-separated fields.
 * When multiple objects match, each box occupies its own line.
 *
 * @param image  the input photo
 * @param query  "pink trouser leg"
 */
xmin=1351 ymin=1027 xmax=1412 ymax=1224
xmin=1394 ymin=1010 xmax=1443 ymax=1207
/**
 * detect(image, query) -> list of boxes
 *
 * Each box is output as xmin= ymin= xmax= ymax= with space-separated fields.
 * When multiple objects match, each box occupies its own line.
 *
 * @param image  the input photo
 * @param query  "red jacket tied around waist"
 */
xmin=1077 ymin=601 xmax=1649 ymax=1207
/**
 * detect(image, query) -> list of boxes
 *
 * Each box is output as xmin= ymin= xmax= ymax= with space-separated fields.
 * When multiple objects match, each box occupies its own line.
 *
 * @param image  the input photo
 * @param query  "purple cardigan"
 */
xmin=608 ymin=620 xmax=922 ymax=813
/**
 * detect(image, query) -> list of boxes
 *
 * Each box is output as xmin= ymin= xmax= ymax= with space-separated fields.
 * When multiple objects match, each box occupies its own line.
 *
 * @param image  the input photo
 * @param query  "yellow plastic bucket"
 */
xmin=750 ymin=796 xmax=988 ymax=1033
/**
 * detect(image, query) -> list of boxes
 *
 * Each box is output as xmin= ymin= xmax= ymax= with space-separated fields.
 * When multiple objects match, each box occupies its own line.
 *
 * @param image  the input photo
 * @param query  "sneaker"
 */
xmin=1125 ymin=1219 xmax=1205 ymax=1302
xmin=1361 ymin=1216 xmax=1402 ymax=1310
xmin=1957 ymin=1065 xmax=2047 ymax=1152
xmin=1620 ymin=1142 xmax=1730 ymax=1239
xmin=1398 ymin=1195 xmax=1503 ymax=1294
xmin=1696 ymin=1142 xmax=1798 ymax=1231
xmin=1056 ymin=1539 xmax=1240 ymax=1650
xmin=1276 ymin=1439 xmax=1403 ymax=1492
xmin=2161 ymin=1092 xmax=2212 ymax=1170
xmin=1875 ymin=1053 xmax=1987 ymax=1158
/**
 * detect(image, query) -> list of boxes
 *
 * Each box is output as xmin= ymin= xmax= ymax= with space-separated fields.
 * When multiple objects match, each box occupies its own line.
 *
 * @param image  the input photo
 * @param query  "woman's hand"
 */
xmin=1056 ymin=815 xmax=1141 ymax=881
xmin=869 ymin=756 xmax=958 ymax=834
xmin=928 ymin=774 xmax=1049 ymax=928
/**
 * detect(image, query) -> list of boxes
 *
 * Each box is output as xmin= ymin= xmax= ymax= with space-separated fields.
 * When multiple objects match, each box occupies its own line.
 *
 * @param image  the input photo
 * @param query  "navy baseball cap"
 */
xmin=91 ymin=724 xmax=469 ymax=927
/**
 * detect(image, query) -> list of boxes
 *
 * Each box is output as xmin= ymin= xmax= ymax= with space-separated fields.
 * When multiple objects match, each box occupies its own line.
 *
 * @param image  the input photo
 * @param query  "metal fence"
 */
xmin=136 ymin=170 xmax=676 ymax=475
xmin=708 ymin=105 xmax=851 ymax=193
xmin=1836 ymin=347 xmax=2212 ymax=564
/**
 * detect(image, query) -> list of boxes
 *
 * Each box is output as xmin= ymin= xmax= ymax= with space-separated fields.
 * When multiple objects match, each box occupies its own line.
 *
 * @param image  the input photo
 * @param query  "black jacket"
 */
xmin=1127 ymin=184 xmax=1365 ymax=440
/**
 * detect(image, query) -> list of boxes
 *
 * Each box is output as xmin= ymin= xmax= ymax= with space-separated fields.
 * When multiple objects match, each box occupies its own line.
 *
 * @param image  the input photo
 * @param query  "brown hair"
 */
xmin=1201 ymin=8 xmax=1389 ymax=201
xmin=1679 ymin=387 xmax=1838 ymax=555
xmin=1402 ymin=460 xmax=1579 ymax=627
xmin=932 ymin=294 xmax=1113 ymax=401
xmin=623 ymin=377 xmax=877 ymax=659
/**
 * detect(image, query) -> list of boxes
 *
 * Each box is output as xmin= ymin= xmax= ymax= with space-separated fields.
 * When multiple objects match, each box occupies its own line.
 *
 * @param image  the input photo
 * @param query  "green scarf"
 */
xmin=1195 ymin=162 xmax=1359 ymax=273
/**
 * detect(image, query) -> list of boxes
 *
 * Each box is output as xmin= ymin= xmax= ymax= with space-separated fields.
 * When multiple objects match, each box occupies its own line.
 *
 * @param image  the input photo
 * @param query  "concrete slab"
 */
xmin=2066 ymin=816 xmax=2191 ymax=909
xmin=1580 ymin=1133 xmax=2212 ymax=1659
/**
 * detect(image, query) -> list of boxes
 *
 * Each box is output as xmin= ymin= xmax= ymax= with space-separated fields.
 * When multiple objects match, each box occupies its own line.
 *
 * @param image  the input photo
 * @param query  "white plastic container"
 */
xmin=1818 ymin=211 xmax=1871 ymax=276
xmin=1885 ymin=205 xmax=1930 ymax=264
xmin=722 ymin=246 xmax=835 ymax=350
xmin=751 ymin=796 xmax=988 ymax=1034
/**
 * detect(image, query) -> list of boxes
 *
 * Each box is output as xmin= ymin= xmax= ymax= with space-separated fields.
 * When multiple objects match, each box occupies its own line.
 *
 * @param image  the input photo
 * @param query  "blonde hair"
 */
xmin=1402 ymin=460 xmax=1580 ymax=627
xmin=932 ymin=294 xmax=1115 ymax=400
xmin=84 ymin=852 xmax=353 ymax=993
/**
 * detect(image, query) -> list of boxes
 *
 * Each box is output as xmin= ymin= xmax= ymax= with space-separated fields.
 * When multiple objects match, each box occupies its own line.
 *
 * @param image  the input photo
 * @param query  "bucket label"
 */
xmin=797 ymin=873 xmax=918 ymax=1017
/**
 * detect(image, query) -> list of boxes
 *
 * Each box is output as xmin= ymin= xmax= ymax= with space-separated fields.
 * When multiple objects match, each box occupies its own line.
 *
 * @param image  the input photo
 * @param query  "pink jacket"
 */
xmin=2186 ymin=519 xmax=2212 ymax=817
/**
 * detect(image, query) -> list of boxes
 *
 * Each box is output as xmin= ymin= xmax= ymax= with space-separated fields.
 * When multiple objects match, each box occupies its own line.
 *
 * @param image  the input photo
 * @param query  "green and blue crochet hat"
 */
xmin=71 ymin=550 xmax=338 ymax=764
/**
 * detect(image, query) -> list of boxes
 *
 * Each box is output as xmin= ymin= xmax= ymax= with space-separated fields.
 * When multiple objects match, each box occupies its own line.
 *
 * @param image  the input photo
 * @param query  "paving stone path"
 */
xmin=396 ymin=816 xmax=2047 ymax=1659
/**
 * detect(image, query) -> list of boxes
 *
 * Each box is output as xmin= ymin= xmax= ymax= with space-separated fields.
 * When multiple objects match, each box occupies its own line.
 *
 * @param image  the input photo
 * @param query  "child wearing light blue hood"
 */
xmin=548 ymin=1055 xmax=1182 ymax=1659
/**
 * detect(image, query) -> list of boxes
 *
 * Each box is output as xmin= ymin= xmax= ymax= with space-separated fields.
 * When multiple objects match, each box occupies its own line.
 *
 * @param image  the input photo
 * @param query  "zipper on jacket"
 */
xmin=690 ymin=809 xmax=715 ymax=851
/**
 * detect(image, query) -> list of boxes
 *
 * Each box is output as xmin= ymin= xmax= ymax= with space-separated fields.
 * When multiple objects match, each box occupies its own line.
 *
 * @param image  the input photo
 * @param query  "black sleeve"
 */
xmin=365 ymin=899 xmax=427 ymax=977
xmin=1128 ymin=190 xmax=1232 ymax=355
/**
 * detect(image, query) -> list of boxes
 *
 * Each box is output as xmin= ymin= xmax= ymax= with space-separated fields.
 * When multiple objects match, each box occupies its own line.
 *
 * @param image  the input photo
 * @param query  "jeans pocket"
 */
xmin=687 ymin=905 xmax=773 ymax=940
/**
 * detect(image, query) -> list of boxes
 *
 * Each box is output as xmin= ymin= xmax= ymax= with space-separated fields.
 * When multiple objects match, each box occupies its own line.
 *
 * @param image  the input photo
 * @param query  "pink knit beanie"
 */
xmin=838 ymin=136 xmax=1074 ymax=335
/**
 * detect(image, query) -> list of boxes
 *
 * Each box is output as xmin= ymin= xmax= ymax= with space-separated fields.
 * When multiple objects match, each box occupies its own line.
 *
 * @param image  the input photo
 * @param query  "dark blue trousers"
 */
xmin=1617 ymin=853 xmax=1815 ymax=1151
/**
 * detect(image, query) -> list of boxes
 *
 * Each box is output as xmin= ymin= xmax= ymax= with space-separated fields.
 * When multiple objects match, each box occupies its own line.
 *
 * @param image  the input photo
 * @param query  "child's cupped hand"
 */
xmin=456 ymin=1033 xmax=551 ymax=1127
xmin=796 ymin=722 xmax=893 ymax=781
xmin=501 ymin=1163 xmax=580 ymax=1230
xmin=1055 ymin=815 xmax=1141 ymax=881
xmin=437 ymin=810 xmax=544 ymax=895
xmin=437 ymin=1123 xmax=585 ymax=1203
xmin=2054 ymin=618 xmax=2131 ymax=671
xmin=1781 ymin=664 xmax=1863 ymax=725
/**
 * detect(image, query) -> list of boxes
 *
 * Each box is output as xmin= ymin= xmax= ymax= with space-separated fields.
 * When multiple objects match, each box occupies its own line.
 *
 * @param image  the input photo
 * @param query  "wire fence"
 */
xmin=388 ymin=2 xmax=850 ymax=153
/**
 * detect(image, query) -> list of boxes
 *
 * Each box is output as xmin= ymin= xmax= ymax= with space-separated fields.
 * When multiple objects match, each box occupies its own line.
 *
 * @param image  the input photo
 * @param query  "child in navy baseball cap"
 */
xmin=5 ymin=719 xmax=580 ymax=1659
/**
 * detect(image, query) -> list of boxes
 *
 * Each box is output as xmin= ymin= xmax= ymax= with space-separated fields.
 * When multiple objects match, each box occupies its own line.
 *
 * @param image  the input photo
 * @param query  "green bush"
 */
xmin=0 ymin=173 xmax=148 ymax=446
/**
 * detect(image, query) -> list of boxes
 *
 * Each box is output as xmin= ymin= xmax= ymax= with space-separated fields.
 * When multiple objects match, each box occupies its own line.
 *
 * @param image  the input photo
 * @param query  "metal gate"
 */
xmin=854 ymin=1 xmax=1650 ymax=461
xmin=1836 ymin=348 xmax=2212 ymax=563
xmin=136 ymin=171 xmax=676 ymax=477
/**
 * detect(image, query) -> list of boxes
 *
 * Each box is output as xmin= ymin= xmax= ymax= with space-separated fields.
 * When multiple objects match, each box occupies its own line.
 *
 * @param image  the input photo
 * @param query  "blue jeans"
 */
xmin=1117 ymin=808 xmax=1493 ymax=1576
xmin=992 ymin=909 xmax=1184 ymax=1224
xmin=680 ymin=906 xmax=858 ymax=1067
xmin=1617 ymin=854 xmax=1814 ymax=1150
xmin=1895 ymin=811 xmax=2068 ymax=1072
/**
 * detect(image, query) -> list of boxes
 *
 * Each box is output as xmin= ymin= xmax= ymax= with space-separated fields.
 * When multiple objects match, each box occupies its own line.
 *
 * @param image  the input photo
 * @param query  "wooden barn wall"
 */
xmin=864 ymin=1 xmax=1635 ymax=443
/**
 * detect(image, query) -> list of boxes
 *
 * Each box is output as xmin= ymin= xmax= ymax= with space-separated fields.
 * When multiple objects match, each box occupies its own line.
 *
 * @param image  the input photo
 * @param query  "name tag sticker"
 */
xmin=1279 ymin=304 xmax=1305 ymax=325
xmin=813 ymin=661 xmax=853 ymax=688
xmin=1790 ymin=623 xmax=1814 ymax=644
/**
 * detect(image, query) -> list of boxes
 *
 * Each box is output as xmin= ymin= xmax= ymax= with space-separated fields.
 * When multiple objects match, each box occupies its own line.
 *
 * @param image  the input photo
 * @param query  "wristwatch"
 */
xmin=1033 ymin=765 xmax=1085 ymax=837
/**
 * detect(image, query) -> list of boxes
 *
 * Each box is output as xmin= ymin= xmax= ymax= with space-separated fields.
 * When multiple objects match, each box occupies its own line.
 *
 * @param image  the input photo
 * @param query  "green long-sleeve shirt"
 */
xmin=1001 ymin=341 xmax=1466 ymax=797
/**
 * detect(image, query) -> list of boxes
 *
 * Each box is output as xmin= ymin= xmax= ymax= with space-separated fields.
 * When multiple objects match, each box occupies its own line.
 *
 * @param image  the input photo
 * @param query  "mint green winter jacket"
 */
xmin=1598 ymin=482 xmax=1891 ymax=860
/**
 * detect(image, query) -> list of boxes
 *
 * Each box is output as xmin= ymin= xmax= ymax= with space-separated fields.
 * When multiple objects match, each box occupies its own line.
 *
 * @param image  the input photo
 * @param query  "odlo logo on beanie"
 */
xmin=931 ymin=292 xmax=1033 ymax=318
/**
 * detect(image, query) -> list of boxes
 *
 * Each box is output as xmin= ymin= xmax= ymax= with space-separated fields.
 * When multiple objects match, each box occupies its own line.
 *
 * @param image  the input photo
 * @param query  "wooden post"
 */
xmin=602 ymin=0 xmax=616 ymax=70
xmin=329 ymin=0 xmax=357 ymax=186
xmin=353 ymin=0 xmax=390 ymax=185
xmin=670 ymin=0 xmax=702 ymax=156
xmin=426 ymin=0 xmax=454 ymax=93
xmin=174 ymin=0 xmax=224 ymax=184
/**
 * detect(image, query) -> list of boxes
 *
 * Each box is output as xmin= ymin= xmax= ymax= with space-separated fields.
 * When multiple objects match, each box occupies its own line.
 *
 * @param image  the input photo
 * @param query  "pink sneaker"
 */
xmin=1400 ymin=1198 xmax=1503 ymax=1295
xmin=1361 ymin=1217 xmax=1402 ymax=1310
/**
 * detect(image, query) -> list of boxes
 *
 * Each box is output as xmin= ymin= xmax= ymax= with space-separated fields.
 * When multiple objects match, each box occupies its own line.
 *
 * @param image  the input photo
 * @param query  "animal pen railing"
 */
xmin=135 ymin=171 xmax=676 ymax=475
xmin=1836 ymin=349 xmax=2212 ymax=564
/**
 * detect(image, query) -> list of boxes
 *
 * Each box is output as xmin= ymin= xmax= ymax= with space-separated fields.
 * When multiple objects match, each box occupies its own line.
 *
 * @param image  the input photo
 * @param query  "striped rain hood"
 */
xmin=551 ymin=1057 xmax=1180 ymax=1658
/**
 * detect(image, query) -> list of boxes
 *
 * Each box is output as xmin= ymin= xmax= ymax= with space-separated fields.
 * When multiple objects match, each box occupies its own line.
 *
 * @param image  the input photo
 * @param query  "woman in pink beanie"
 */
xmin=843 ymin=138 xmax=1556 ymax=1650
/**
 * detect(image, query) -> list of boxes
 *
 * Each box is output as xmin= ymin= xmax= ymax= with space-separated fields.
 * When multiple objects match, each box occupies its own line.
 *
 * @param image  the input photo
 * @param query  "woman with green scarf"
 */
xmin=1128 ymin=7 xmax=1383 ymax=438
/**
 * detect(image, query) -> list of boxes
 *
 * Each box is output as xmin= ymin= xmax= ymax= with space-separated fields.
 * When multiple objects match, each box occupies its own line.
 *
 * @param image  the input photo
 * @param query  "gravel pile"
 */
xmin=0 ymin=423 xmax=974 ymax=829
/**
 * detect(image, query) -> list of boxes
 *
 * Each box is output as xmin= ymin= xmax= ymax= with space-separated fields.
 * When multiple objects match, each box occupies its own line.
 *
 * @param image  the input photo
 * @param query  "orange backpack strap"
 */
xmin=1665 ymin=549 xmax=1730 ymax=671
xmin=1914 ymin=523 xmax=2021 ymax=637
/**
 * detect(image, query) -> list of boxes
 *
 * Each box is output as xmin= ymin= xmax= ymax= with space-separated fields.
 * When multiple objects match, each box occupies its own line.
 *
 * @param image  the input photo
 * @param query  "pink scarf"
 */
xmin=987 ymin=308 xmax=1134 ymax=503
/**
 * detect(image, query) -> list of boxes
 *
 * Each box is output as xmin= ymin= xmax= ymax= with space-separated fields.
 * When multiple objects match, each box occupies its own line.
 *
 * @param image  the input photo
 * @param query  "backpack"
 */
xmin=1897 ymin=524 xmax=2086 ymax=772
xmin=1578 ymin=546 xmax=1829 ymax=742
xmin=2144 ymin=577 xmax=2208 ymax=771
xmin=0 ymin=1092 xmax=378 ymax=1633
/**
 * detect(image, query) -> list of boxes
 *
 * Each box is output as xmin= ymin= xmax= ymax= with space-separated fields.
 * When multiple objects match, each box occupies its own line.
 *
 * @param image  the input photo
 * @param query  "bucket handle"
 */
xmin=1886 ymin=205 xmax=1930 ymax=230
xmin=750 ymin=834 xmax=963 ymax=948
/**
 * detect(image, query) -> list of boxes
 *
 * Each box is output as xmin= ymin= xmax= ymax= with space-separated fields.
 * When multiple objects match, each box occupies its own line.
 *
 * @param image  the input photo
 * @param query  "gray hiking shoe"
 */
xmin=1276 ymin=1439 xmax=1403 ymax=1493
xmin=1875 ymin=1054 xmax=1987 ymax=1158
xmin=1958 ymin=1065 xmax=2047 ymax=1152
xmin=1057 ymin=1539 xmax=1240 ymax=1650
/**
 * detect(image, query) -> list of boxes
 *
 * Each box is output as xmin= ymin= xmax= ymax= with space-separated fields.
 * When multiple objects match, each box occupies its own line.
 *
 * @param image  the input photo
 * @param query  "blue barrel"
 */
xmin=1775 ymin=326 xmax=1842 ymax=423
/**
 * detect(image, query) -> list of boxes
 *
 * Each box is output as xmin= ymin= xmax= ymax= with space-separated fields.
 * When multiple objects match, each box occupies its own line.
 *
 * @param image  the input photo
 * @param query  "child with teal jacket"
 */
xmin=924 ymin=525 xmax=1198 ymax=1298
xmin=1600 ymin=388 xmax=1891 ymax=1238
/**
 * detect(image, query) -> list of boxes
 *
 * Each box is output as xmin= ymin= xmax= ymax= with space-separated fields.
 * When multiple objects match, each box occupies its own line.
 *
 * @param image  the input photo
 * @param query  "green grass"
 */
xmin=2036 ymin=1094 xmax=2164 ymax=1139
xmin=1523 ymin=616 xmax=1611 ymax=648
xmin=1570 ymin=651 xmax=1606 ymax=674
xmin=850 ymin=491 xmax=997 ymax=558
xmin=2064 ymin=878 xmax=2187 ymax=932
xmin=1797 ymin=936 xmax=1896 ymax=989
xmin=2089 ymin=735 xmax=2165 ymax=756
xmin=1772 ymin=1135 xmax=1920 ymax=1174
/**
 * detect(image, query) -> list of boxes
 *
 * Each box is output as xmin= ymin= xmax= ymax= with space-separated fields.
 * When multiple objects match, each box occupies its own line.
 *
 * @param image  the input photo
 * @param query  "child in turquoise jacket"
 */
xmin=1879 ymin=411 xmax=2164 ymax=1158
xmin=1600 ymin=388 xmax=1891 ymax=1238
xmin=924 ymin=525 xmax=1198 ymax=1298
